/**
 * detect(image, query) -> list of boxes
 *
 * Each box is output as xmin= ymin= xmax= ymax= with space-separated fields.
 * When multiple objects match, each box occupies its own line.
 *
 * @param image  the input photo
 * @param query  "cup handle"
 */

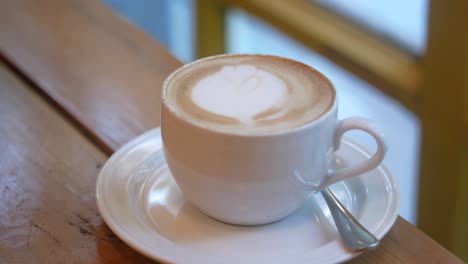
xmin=321 ymin=117 xmax=388 ymax=188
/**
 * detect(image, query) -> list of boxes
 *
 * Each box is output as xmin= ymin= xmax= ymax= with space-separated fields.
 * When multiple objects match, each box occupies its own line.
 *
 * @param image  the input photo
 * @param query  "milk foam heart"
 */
xmin=191 ymin=65 xmax=287 ymax=122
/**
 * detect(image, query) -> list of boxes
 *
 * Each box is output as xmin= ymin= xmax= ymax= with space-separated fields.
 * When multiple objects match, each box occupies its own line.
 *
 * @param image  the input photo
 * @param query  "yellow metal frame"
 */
xmin=418 ymin=1 xmax=467 ymax=260
xmin=196 ymin=0 xmax=226 ymax=57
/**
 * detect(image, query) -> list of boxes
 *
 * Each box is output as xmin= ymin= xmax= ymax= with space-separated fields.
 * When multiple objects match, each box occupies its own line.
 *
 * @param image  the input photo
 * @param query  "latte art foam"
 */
xmin=163 ymin=55 xmax=335 ymax=134
xmin=191 ymin=65 xmax=287 ymax=123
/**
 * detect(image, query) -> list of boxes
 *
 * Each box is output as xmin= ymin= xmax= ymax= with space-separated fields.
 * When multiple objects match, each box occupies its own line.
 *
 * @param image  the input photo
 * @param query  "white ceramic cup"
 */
xmin=161 ymin=54 xmax=387 ymax=225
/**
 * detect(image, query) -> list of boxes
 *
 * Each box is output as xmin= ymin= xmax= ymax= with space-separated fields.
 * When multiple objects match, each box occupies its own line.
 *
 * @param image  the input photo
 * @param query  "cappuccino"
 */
xmin=163 ymin=54 xmax=335 ymax=134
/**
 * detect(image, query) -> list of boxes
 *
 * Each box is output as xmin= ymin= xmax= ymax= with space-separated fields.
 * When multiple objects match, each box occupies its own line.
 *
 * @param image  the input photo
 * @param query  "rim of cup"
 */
xmin=161 ymin=53 xmax=338 ymax=138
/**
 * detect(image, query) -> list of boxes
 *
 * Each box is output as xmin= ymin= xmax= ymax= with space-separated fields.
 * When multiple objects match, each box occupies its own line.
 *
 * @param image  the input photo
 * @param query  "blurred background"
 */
xmin=104 ymin=0 xmax=466 ymax=259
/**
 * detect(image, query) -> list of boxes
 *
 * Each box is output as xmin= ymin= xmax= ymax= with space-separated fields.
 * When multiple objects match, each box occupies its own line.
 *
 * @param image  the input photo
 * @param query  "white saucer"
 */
xmin=96 ymin=128 xmax=399 ymax=264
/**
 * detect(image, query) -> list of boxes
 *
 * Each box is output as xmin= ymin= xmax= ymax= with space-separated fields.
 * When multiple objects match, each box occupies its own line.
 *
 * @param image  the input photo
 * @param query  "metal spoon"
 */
xmin=321 ymin=187 xmax=379 ymax=251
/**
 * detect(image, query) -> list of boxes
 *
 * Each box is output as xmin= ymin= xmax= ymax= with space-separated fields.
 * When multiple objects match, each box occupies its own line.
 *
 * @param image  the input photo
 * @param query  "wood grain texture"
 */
xmin=0 ymin=0 xmax=463 ymax=263
xmin=349 ymin=218 xmax=464 ymax=264
xmin=0 ymin=0 xmax=181 ymax=153
xmin=0 ymin=63 xmax=154 ymax=263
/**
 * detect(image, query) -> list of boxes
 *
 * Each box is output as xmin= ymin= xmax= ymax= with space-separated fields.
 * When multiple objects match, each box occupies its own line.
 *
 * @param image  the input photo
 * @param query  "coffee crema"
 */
xmin=163 ymin=55 xmax=335 ymax=134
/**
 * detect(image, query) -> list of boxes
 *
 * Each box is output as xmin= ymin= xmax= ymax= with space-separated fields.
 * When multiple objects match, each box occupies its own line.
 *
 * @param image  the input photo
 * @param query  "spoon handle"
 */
xmin=321 ymin=187 xmax=379 ymax=251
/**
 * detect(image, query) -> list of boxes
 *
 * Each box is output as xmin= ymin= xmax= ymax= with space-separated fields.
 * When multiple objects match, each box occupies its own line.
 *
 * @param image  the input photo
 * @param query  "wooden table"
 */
xmin=0 ymin=1 xmax=463 ymax=263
